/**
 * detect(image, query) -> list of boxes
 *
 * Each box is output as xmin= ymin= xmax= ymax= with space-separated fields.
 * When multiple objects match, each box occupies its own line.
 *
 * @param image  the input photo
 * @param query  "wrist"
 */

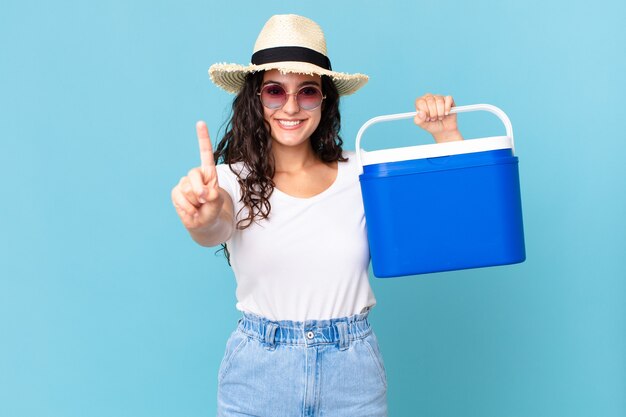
xmin=187 ymin=210 xmax=232 ymax=247
xmin=433 ymin=130 xmax=463 ymax=143
xmin=188 ymin=216 xmax=220 ymax=238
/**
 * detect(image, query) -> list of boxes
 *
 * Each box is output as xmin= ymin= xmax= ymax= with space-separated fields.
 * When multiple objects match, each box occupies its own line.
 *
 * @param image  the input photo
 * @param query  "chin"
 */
xmin=270 ymin=121 xmax=316 ymax=148
xmin=271 ymin=135 xmax=311 ymax=148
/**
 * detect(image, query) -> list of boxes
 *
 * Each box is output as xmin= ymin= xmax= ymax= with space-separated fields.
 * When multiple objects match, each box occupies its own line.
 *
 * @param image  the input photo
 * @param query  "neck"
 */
xmin=272 ymin=141 xmax=319 ymax=173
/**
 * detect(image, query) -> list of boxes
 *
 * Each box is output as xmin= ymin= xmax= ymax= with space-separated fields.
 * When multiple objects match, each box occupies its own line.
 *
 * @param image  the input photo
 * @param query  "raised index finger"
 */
xmin=196 ymin=121 xmax=215 ymax=170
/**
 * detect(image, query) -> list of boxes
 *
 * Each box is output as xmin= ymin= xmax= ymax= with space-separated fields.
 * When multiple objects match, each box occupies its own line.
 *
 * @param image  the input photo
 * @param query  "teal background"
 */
xmin=1 ymin=0 xmax=624 ymax=416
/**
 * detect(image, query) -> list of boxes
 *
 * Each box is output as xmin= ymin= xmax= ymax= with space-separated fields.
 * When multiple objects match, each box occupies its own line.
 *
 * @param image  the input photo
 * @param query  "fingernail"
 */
xmin=198 ymin=197 xmax=206 ymax=204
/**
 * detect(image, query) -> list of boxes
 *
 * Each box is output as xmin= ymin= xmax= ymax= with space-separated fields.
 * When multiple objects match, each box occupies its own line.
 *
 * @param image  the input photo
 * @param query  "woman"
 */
xmin=171 ymin=14 xmax=463 ymax=417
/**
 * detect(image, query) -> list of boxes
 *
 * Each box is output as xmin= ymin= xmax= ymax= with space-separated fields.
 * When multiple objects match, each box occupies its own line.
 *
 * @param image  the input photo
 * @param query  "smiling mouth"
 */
xmin=277 ymin=119 xmax=303 ymax=127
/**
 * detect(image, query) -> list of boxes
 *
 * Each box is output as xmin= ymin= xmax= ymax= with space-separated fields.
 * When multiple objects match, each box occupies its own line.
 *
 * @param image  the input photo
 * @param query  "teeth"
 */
xmin=278 ymin=120 xmax=302 ymax=127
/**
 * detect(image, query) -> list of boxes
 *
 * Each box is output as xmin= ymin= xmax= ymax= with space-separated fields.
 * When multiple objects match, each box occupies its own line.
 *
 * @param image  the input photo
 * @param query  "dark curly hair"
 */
xmin=213 ymin=70 xmax=345 ymax=262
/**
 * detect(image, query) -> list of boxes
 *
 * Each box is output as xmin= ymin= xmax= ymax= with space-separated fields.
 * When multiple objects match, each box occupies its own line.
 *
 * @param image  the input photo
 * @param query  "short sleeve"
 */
xmin=215 ymin=163 xmax=241 ymax=207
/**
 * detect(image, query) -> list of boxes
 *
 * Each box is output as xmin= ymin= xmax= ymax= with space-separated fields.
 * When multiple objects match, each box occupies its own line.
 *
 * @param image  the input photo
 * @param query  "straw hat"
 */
xmin=209 ymin=14 xmax=369 ymax=96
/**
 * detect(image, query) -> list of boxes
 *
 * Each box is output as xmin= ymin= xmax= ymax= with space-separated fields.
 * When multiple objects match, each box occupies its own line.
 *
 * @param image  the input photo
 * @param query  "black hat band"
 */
xmin=251 ymin=46 xmax=332 ymax=71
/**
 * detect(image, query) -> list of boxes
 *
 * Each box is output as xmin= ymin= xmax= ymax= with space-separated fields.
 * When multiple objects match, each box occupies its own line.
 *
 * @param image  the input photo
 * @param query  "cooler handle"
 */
xmin=355 ymin=103 xmax=515 ymax=172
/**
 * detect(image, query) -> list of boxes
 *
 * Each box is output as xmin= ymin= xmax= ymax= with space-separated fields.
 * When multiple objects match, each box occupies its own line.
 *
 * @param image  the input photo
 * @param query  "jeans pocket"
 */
xmin=217 ymin=330 xmax=249 ymax=384
xmin=362 ymin=331 xmax=388 ymax=389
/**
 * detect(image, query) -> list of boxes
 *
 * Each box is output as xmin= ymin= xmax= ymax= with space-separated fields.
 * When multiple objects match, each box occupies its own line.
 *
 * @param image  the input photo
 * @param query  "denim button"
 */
xmin=306 ymin=331 xmax=315 ymax=339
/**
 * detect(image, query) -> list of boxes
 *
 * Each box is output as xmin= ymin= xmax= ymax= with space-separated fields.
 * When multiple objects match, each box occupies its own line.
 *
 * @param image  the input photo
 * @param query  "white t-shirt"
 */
xmin=215 ymin=150 xmax=376 ymax=321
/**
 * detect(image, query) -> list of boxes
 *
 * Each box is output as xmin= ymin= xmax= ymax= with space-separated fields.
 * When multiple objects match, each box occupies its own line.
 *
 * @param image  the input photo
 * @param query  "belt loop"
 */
xmin=264 ymin=322 xmax=278 ymax=351
xmin=335 ymin=321 xmax=349 ymax=351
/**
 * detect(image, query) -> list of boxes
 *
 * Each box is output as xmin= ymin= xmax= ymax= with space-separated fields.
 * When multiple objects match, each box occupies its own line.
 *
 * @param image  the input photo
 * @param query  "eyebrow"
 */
xmin=262 ymin=79 xmax=321 ymax=88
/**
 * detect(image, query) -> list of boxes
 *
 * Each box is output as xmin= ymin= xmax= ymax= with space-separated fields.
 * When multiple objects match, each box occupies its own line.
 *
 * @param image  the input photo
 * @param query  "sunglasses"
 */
xmin=257 ymin=84 xmax=326 ymax=111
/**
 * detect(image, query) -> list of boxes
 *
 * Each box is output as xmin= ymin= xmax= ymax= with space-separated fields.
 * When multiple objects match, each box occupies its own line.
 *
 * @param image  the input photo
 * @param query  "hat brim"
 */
xmin=209 ymin=61 xmax=368 ymax=96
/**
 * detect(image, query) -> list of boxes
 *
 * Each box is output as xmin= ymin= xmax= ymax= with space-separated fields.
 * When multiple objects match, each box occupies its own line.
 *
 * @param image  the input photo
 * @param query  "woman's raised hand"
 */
xmin=414 ymin=93 xmax=463 ymax=143
xmin=171 ymin=121 xmax=225 ymax=230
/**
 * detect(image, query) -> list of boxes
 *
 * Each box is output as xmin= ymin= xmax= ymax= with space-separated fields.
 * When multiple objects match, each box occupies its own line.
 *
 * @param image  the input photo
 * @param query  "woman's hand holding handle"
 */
xmin=414 ymin=93 xmax=464 ymax=143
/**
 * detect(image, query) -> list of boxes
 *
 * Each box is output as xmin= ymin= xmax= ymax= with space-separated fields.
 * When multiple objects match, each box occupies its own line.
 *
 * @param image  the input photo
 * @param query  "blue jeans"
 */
xmin=217 ymin=310 xmax=388 ymax=417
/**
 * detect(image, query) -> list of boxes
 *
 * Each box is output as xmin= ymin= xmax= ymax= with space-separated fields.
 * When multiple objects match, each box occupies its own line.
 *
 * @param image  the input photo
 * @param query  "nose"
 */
xmin=282 ymin=93 xmax=300 ymax=115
